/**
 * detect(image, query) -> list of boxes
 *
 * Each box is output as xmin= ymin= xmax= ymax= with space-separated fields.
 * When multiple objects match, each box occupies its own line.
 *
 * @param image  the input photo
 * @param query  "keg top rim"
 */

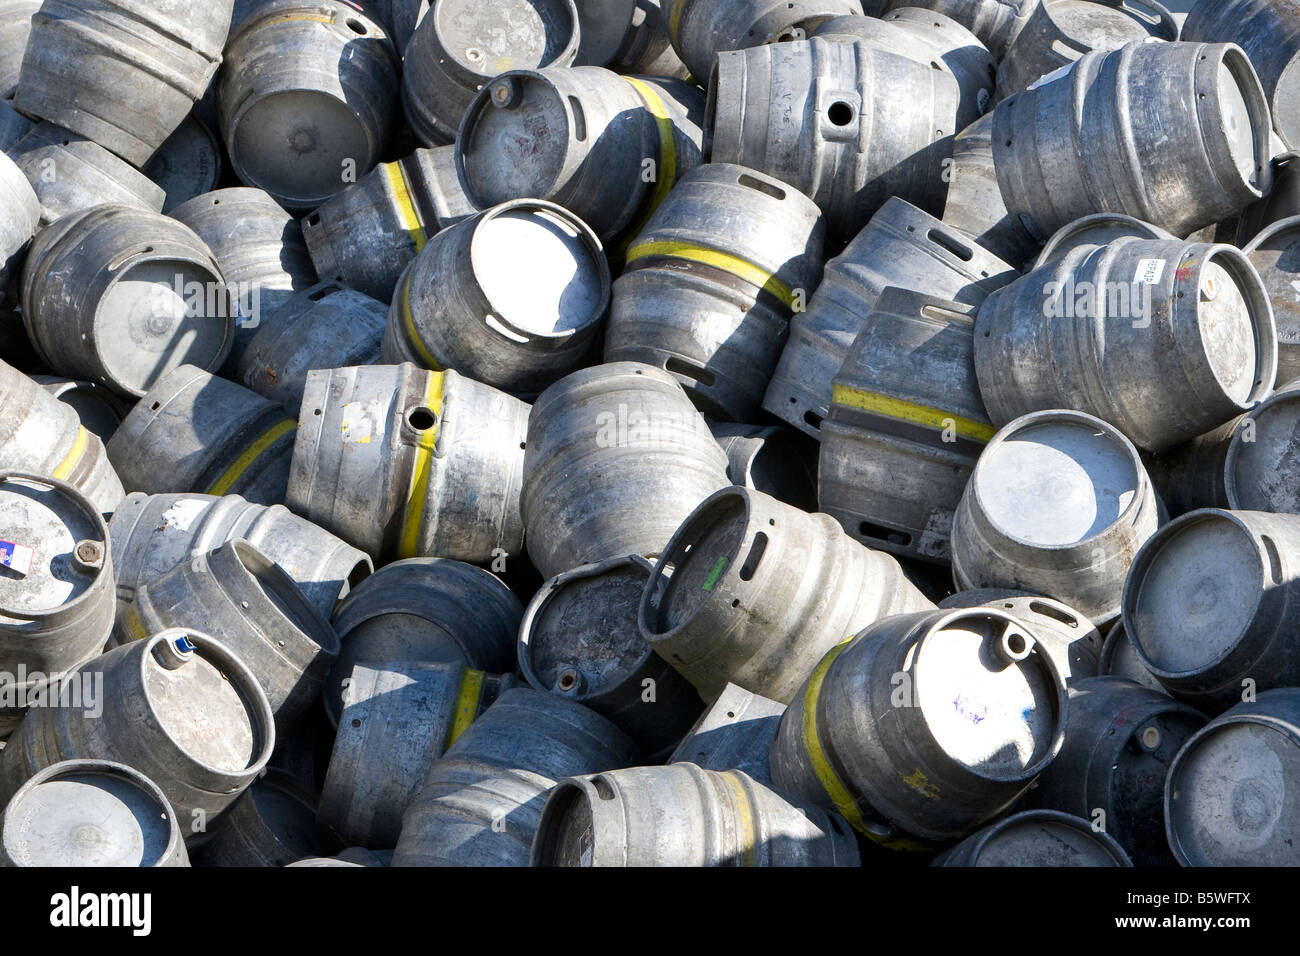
xmin=1224 ymin=384 xmax=1300 ymax=510
xmin=953 ymin=808 xmax=1132 ymax=867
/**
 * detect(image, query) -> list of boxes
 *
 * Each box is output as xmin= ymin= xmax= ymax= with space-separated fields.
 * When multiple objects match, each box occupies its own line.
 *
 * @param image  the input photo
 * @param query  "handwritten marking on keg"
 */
xmin=1175 ymin=255 xmax=1201 ymax=282
xmin=52 ymin=426 xmax=89 ymax=481
xmin=0 ymin=539 xmax=34 ymax=576
xmin=1134 ymin=259 xmax=1165 ymax=285
xmin=701 ymin=556 xmax=729 ymax=591
xmin=900 ymin=768 xmax=941 ymax=800
xmin=953 ymin=694 xmax=987 ymax=724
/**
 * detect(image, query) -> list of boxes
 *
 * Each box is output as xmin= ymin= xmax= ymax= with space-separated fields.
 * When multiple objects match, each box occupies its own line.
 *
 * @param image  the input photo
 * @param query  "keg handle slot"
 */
xmin=738 ymin=532 xmax=768 ymax=581
xmin=737 ymin=173 xmax=786 ymax=201
xmin=926 ymin=228 xmax=974 ymax=262
xmin=1116 ymin=0 xmax=1178 ymax=38
xmin=1049 ymin=38 xmax=1087 ymax=64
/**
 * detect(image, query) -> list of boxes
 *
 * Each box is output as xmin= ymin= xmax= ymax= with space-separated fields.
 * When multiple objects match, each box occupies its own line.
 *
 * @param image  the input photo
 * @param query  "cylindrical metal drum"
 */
xmin=144 ymin=115 xmax=223 ymax=214
xmin=992 ymin=41 xmax=1274 ymax=240
xmin=818 ymin=289 xmax=992 ymax=564
xmin=1098 ymin=620 xmax=1165 ymax=694
xmin=996 ymin=0 xmax=1178 ymax=99
xmin=21 ymin=206 xmax=233 ymax=399
xmin=287 ymin=363 xmax=530 ymax=564
xmin=1122 ymin=509 xmax=1300 ymax=713
xmin=107 ymin=365 xmax=296 ymax=506
xmin=941 ymin=113 xmax=1039 ymax=267
xmin=666 ymin=682 xmax=785 ymax=786
xmin=0 ymin=1 xmax=39 ymax=100
xmin=770 ymin=608 xmax=1067 ymax=848
xmin=218 ymin=1 xmax=400 ymax=212
xmin=108 ymin=491 xmax=372 ymax=623
xmin=239 ymin=281 xmax=388 ymax=411
xmin=1023 ymin=676 xmax=1206 ymax=866
xmin=0 ymin=359 xmax=124 ymax=514
xmin=763 ymin=197 xmax=1017 ymax=438
xmin=170 ymin=188 xmax=319 ymax=371
xmin=533 ymin=764 xmax=860 ymax=866
xmin=194 ymin=771 xmax=331 ymax=867
xmin=951 ymin=410 xmax=1163 ymax=624
xmin=1244 ymin=216 xmax=1300 ymax=386
xmin=521 ymin=362 xmax=731 ymax=580
xmin=0 ymin=152 xmax=37 ymax=290
xmin=402 ymin=0 xmax=581 ymax=146
xmin=1032 ymin=212 xmax=1176 ymax=270
xmin=7 ymin=123 xmax=166 ymax=227
xmin=0 ymin=472 xmax=115 ymax=738
xmin=30 ymin=377 xmax=126 ymax=444
xmin=457 ymin=68 xmax=705 ymax=245
xmin=974 ymin=239 xmax=1278 ymax=452
xmin=604 ymin=163 xmax=825 ymax=422
xmin=300 ymin=145 xmax=478 ymax=302
xmin=1 ymin=759 xmax=189 ymax=867
xmin=0 ymin=630 xmax=275 ymax=847
xmin=392 ymin=687 xmax=637 ymax=866
xmin=383 ymin=199 xmax=610 ymax=398
xmin=931 ymin=809 xmax=1131 ymax=866
xmin=1164 ymin=687 xmax=1300 ymax=866
xmin=707 ymin=38 xmax=961 ymax=241
xmin=575 ymin=0 xmax=687 ymax=77
xmin=640 ymin=486 xmax=935 ymax=704
xmin=519 ymin=555 xmax=703 ymax=759
xmin=122 ymin=540 xmax=340 ymax=721
xmin=884 ymin=0 xmax=1039 ymax=59
xmin=14 ymin=0 xmax=232 ymax=166
xmin=318 ymin=660 xmax=515 ymax=848
xmin=385 ymin=0 xmax=429 ymax=51
xmin=709 ymin=423 xmax=818 ymax=513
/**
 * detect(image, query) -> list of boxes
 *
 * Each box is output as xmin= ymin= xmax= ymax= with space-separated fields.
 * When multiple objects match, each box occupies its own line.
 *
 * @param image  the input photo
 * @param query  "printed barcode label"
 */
xmin=1135 ymin=259 xmax=1165 ymax=285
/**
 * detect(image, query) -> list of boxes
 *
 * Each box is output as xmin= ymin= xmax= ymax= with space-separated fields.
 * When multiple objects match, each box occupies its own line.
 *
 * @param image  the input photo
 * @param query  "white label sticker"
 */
xmin=160 ymin=498 xmax=208 ymax=532
xmin=340 ymin=402 xmax=377 ymax=445
xmin=1135 ymin=259 xmax=1165 ymax=285
xmin=0 ymin=540 xmax=35 ymax=575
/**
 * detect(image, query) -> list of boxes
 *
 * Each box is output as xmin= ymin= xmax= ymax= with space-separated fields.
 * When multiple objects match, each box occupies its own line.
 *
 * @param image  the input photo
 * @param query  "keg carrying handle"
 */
xmin=1114 ymin=0 xmax=1180 ymax=40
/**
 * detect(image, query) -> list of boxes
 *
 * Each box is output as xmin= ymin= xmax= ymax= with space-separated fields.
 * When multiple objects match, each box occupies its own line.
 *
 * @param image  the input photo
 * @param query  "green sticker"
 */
xmin=701 ymin=556 xmax=729 ymax=592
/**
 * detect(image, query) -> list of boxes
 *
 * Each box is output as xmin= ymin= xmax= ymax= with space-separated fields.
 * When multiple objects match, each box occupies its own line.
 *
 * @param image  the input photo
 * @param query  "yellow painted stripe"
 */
xmin=668 ymin=0 xmax=688 ymax=44
xmin=446 ymin=668 xmax=486 ymax=749
xmin=400 ymin=274 xmax=443 ymax=371
xmin=206 ymin=419 xmax=297 ymax=497
xmin=800 ymin=639 xmax=867 ymax=833
xmin=831 ymin=384 xmax=997 ymax=443
xmin=255 ymin=14 xmax=335 ymax=28
xmin=622 ymin=77 xmax=678 ymax=249
xmin=721 ymin=772 xmax=758 ymax=867
xmin=626 ymin=240 xmax=797 ymax=309
xmin=124 ymin=604 xmax=148 ymax=643
xmin=52 ymin=427 xmax=88 ymax=481
xmin=380 ymin=161 xmax=428 ymax=254
xmin=397 ymin=372 xmax=445 ymax=559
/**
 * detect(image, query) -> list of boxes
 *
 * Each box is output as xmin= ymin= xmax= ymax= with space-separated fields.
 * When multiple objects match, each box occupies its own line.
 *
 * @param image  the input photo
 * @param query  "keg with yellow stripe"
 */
xmin=218 ymin=0 xmax=399 ymax=212
xmin=533 ymin=763 xmax=860 ymax=866
xmin=108 ymin=365 xmax=296 ymax=507
xmin=382 ymin=199 xmax=610 ymax=399
xmin=287 ymin=363 xmax=529 ymax=564
xmin=458 ymin=67 xmax=704 ymax=245
xmin=818 ymin=288 xmax=993 ymax=566
xmin=770 ymin=608 xmax=1068 ymax=849
xmin=640 ymin=485 xmax=935 ymax=704
xmin=319 ymin=660 xmax=517 ymax=848
xmin=606 ymin=163 xmax=825 ymax=422
xmin=401 ymin=0 xmax=581 ymax=146
xmin=0 ymin=358 xmax=124 ymax=513
xmin=393 ymin=687 xmax=637 ymax=866
xmin=300 ymin=145 xmax=477 ymax=303
xmin=325 ymin=557 xmax=521 ymax=725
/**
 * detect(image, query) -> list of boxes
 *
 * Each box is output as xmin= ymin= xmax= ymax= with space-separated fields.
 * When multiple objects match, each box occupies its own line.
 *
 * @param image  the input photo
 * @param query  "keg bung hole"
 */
xmin=827 ymin=101 xmax=855 ymax=127
xmin=407 ymin=406 xmax=437 ymax=431
xmin=351 ymin=718 xmax=361 ymax=728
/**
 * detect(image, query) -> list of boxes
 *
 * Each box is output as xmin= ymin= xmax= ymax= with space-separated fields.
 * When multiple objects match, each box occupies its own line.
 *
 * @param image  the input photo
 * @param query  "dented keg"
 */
xmin=219 ymin=1 xmax=400 ymax=212
xmin=0 ymin=152 xmax=36 ymax=289
xmin=1122 ymin=509 xmax=1300 ymax=713
xmin=993 ymin=41 xmax=1274 ymax=240
xmin=392 ymin=688 xmax=637 ymax=866
xmin=764 ymin=198 xmax=1016 ymax=438
xmin=0 ymin=630 xmax=275 ymax=846
xmin=974 ymin=239 xmax=1277 ymax=452
xmin=108 ymin=366 xmax=296 ymax=506
xmin=123 ymin=540 xmax=340 ymax=721
xmin=1 ymin=759 xmax=189 ymax=868
xmin=519 ymin=555 xmax=702 ymax=759
xmin=402 ymin=0 xmax=581 ymax=146
xmin=708 ymin=423 xmax=817 ymax=513
xmin=604 ymin=163 xmax=825 ymax=422
xmin=771 ymin=608 xmax=1067 ymax=848
xmin=885 ymin=0 xmax=1038 ymax=59
xmin=666 ymin=682 xmax=785 ymax=786
xmin=532 ymin=764 xmax=860 ymax=866
xmin=240 ymin=281 xmax=388 ymax=411
xmin=288 ymin=364 xmax=529 ymax=564
xmin=384 ymin=200 xmax=610 ymax=398
xmin=108 ymin=491 xmax=372 ymax=622
xmin=22 ymin=207 xmax=233 ymax=399
xmin=326 ymin=558 xmax=520 ymax=723
xmin=15 ymin=0 xmax=232 ymax=166
xmin=640 ymin=486 xmax=935 ymax=703
xmin=818 ymin=289 xmax=992 ymax=564
xmin=196 ymin=770 xmax=331 ymax=867
xmin=300 ymin=145 xmax=477 ymax=302
xmin=931 ymin=809 xmax=1131 ymax=866
xmin=521 ymin=362 xmax=731 ymax=580
xmin=0 ymin=359 xmax=124 ymax=514
xmin=1164 ymin=687 xmax=1300 ymax=866
xmin=1244 ymin=216 xmax=1300 ymax=386
xmin=458 ymin=68 xmax=705 ymax=245
xmin=1023 ymin=676 xmax=1206 ymax=867
xmin=996 ymin=0 xmax=1178 ymax=99
xmin=941 ymin=113 xmax=1039 ymax=267
xmin=319 ymin=661 xmax=515 ymax=848
xmin=951 ymin=410 xmax=1163 ymax=624
xmin=0 ymin=1 xmax=38 ymax=100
